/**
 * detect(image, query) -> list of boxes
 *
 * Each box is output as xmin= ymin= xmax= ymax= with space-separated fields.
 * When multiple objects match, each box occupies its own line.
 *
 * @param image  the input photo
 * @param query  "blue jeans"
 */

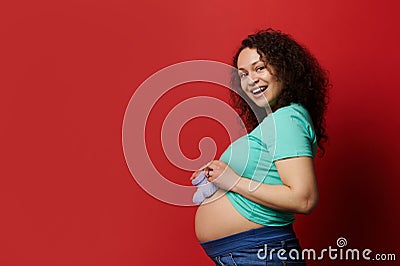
xmin=200 ymin=225 xmax=306 ymax=265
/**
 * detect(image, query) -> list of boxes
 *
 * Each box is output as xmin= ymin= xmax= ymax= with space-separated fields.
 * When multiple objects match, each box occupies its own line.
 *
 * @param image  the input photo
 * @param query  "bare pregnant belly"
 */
xmin=195 ymin=190 xmax=264 ymax=243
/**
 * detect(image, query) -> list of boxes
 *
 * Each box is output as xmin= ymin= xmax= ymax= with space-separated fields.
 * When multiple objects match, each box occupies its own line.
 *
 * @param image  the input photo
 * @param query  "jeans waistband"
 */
xmin=200 ymin=224 xmax=296 ymax=257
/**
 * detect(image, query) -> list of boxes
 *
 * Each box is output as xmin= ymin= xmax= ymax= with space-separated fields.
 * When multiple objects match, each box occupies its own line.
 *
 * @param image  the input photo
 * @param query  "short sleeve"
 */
xmin=260 ymin=104 xmax=317 ymax=162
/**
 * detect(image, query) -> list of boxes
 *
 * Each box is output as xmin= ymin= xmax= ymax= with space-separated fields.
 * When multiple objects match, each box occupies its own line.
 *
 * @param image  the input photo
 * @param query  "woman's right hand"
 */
xmin=190 ymin=162 xmax=212 ymax=181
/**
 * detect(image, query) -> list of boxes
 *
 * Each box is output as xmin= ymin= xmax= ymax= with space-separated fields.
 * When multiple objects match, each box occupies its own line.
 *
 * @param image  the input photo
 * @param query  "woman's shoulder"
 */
xmin=257 ymin=103 xmax=313 ymax=134
xmin=259 ymin=102 xmax=308 ymax=120
xmin=272 ymin=103 xmax=312 ymax=124
xmin=274 ymin=103 xmax=308 ymax=115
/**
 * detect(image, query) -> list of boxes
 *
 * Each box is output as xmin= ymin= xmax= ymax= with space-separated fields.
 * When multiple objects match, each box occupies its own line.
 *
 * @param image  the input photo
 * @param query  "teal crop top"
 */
xmin=219 ymin=103 xmax=317 ymax=226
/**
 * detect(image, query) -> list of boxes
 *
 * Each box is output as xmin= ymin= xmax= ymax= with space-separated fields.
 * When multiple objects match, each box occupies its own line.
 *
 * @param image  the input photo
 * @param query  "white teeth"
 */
xmin=252 ymin=86 xmax=267 ymax=95
xmin=252 ymin=88 xmax=262 ymax=94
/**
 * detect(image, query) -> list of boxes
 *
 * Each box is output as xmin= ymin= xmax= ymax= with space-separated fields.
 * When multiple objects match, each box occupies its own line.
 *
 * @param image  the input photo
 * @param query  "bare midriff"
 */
xmin=195 ymin=190 xmax=264 ymax=243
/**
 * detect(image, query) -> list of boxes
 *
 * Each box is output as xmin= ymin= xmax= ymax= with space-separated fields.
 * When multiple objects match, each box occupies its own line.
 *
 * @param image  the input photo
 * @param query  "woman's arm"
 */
xmin=204 ymin=157 xmax=319 ymax=214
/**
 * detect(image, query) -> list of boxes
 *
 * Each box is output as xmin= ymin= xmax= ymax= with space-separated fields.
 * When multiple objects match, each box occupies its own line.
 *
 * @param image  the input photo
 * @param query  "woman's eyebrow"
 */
xmin=238 ymin=60 xmax=263 ymax=71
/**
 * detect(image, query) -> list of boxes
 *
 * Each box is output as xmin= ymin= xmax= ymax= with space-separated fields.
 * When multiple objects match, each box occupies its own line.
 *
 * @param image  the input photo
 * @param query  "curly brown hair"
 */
xmin=230 ymin=28 xmax=330 ymax=156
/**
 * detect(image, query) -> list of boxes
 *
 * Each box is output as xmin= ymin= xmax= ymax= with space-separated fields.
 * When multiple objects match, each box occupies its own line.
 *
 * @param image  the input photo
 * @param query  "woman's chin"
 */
xmin=255 ymin=99 xmax=272 ymax=109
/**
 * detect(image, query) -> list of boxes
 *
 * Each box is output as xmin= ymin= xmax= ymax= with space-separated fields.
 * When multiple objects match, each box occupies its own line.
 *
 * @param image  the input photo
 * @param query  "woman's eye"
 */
xmin=239 ymin=73 xmax=247 ymax=78
xmin=256 ymin=66 xmax=265 ymax=72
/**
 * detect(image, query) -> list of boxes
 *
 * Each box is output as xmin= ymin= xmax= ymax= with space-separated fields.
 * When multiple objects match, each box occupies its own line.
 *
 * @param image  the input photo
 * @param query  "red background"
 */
xmin=1 ymin=0 xmax=399 ymax=265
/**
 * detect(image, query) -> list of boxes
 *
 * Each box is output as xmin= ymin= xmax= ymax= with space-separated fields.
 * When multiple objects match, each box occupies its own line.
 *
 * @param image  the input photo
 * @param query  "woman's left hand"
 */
xmin=204 ymin=160 xmax=241 ymax=191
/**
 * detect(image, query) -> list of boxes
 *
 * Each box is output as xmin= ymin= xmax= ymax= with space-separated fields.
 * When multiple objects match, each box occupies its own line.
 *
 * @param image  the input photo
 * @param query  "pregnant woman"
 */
xmin=191 ymin=28 xmax=329 ymax=265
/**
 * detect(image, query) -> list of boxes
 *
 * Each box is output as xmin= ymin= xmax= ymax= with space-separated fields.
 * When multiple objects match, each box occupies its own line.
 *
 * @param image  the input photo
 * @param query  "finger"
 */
xmin=207 ymin=169 xmax=213 ymax=177
xmin=205 ymin=161 xmax=217 ymax=171
xmin=213 ymin=160 xmax=225 ymax=169
xmin=208 ymin=165 xmax=220 ymax=171
xmin=208 ymin=173 xmax=219 ymax=182
xmin=190 ymin=170 xmax=201 ymax=180
xmin=204 ymin=169 xmax=210 ymax=178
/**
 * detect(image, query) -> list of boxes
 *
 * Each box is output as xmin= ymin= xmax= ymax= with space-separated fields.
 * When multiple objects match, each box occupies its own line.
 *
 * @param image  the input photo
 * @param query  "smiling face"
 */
xmin=237 ymin=47 xmax=283 ymax=109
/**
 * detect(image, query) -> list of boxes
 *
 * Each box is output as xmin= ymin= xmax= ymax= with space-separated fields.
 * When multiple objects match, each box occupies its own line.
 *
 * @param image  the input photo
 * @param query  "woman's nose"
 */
xmin=247 ymin=72 xmax=259 ymax=86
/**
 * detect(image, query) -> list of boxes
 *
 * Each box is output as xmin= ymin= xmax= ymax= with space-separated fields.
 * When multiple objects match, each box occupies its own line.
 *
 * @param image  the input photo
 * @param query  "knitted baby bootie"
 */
xmin=192 ymin=171 xmax=218 ymax=205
